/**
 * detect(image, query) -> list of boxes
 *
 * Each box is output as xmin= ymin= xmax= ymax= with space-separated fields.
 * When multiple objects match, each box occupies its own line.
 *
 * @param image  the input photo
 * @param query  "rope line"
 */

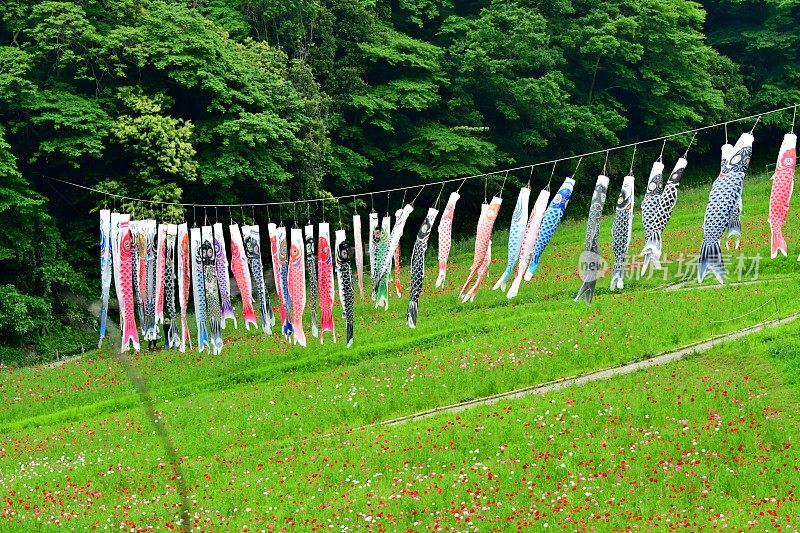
xmin=43 ymin=104 xmax=796 ymax=208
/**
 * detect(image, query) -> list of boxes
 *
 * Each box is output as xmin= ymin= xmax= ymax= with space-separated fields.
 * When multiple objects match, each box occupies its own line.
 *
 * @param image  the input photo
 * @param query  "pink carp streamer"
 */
xmin=435 ymin=192 xmax=460 ymax=288
xmin=229 ymin=223 xmax=258 ymax=330
xmin=317 ymin=222 xmax=336 ymax=343
xmin=460 ymin=196 xmax=502 ymax=302
xmin=768 ymin=133 xmax=797 ymax=258
xmin=177 ymin=223 xmax=192 ymax=351
xmin=288 ymin=228 xmax=307 ymax=346
xmin=507 ymin=189 xmax=550 ymax=299
xmin=353 ymin=214 xmax=365 ymax=299
xmin=118 ymin=218 xmax=140 ymax=352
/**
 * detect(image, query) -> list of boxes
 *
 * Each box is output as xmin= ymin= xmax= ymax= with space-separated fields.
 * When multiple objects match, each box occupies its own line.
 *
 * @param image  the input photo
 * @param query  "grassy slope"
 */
xmin=2 ymin=172 xmax=800 ymax=530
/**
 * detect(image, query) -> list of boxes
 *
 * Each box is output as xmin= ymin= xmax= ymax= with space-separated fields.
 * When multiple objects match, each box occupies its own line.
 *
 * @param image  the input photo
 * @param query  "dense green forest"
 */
xmin=0 ymin=0 xmax=798 ymax=359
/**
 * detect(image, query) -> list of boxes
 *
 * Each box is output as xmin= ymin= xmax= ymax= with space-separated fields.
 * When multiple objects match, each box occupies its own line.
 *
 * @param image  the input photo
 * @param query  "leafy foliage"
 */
xmin=0 ymin=0 xmax=794 ymax=356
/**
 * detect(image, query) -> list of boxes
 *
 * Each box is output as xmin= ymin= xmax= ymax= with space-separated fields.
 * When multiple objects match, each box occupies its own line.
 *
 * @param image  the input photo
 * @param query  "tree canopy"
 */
xmin=0 ymin=0 xmax=793 ymax=358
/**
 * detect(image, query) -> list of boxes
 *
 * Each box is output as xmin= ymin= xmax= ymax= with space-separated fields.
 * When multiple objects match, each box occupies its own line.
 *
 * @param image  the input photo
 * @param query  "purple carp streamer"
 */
xmin=268 ymin=224 xmax=287 ymax=330
xmin=155 ymin=224 xmax=167 ymax=326
xmin=243 ymin=225 xmax=273 ymax=335
xmin=190 ymin=227 xmax=210 ymax=353
xmin=229 ymin=223 xmax=258 ymax=330
xmin=610 ymin=175 xmax=635 ymax=291
xmin=435 ymin=192 xmax=460 ymax=288
xmin=698 ymin=132 xmax=754 ymax=284
xmin=213 ymin=222 xmax=237 ymax=329
xmin=493 ymin=187 xmax=530 ymax=291
xmin=335 ymin=229 xmax=356 ymax=347
xmin=461 ymin=196 xmax=501 ymax=302
xmin=99 ymin=209 xmax=112 ymax=348
xmin=353 ymin=214 xmax=365 ymax=299
xmin=277 ymin=226 xmax=294 ymax=337
xmin=304 ymin=224 xmax=319 ymax=337
xmin=575 ymin=175 xmax=609 ymax=305
xmin=177 ymin=223 xmax=192 ymax=351
xmin=639 ymin=160 xmax=666 ymax=274
xmin=407 ymin=207 xmax=439 ymax=328
xmin=201 ymin=226 xmax=224 ymax=355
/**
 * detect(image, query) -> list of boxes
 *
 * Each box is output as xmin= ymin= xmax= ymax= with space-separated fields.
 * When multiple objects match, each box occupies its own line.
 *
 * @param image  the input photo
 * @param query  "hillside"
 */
xmin=2 ymin=172 xmax=800 ymax=530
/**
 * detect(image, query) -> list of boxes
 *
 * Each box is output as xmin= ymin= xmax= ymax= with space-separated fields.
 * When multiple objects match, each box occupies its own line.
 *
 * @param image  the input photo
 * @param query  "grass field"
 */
xmin=3 ymin=170 xmax=800 ymax=531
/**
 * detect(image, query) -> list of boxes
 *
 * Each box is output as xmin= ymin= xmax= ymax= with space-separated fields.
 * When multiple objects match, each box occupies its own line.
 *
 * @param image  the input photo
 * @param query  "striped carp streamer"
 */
xmin=190 ymin=227 xmax=210 ymax=352
xmin=407 ymin=207 xmax=439 ymax=328
xmin=374 ymin=204 xmax=413 ymax=309
xmin=99 ymin=209 xmax=112 ymax=348
xmin=130 ymin=221 xmax=146 ymax=331
xmin=373 ymin=216 xmax=391 ymax=309
xmin=656 ymin=156 xmax=688 ymax=259
xmin=724 ymin=147 xmax=744 ymax=249
xmin=639 ymin=160 xmax=666 ymax=273
xmin=118 ymin=218 xmax=140 ymax=352
xmin=335 ymin=229 xmax=356 ymax=347
xmin=177 ymin=223 xmax=192 ymax=351
xmin=368 ymin=211 xmax=379 ymax=298
xmin=268 ymin=224 xmax=287 ymax=332
xmin=507 ymin=189 xmax=550 ymax=299
xmin=527 ymin=178 xmax=575 ymax=279
xmin=317 ymin=222 xmax=336 ymax=343
xmin=493 ymin=186 xmax=530 ymax=291
xmin=304 ymin=225 xmax=319 ymax=337
xmin=353 ymin=214 xmax=365 ymax=299
xmin=243 ymin=224 xmax=273 ymax=335
xmin=143 ymin=220 xmax=158 ymax=342
xmin=435 ymin=192 xmax=460 ymax=288
xmin=715 ymin=142 xmax=734 ymax=247
xmin=213 ymin=223 xmax=237 ymax=328
xmin=460 ymin=196 xmax=502 ymax=302
xmin=155 ymin=223 xmax=167 ymax=326
xmin=229 ymin=223 xmax=258 ymax=330
xmin=768 ymin=133 xmax=797 ymax=258
xmin=575 ymin=175 xmax=609 ymax=305
xmin=610 ymin=175 xmax=635 ymax=291
xmin=288 ymin=228 xmax=307 ymax=347
xmin=165 ymin=224 xmax=180 ymax=349
xmin=201 ymin=226 xmax=224 ymax=354
xmin=698 ymin=132 xmax=754 ymax=284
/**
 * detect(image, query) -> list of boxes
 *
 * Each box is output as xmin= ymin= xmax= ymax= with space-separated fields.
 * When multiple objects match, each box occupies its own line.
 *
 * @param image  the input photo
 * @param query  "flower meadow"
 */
xmin=3 ymin=175 xmax=800 ymax=531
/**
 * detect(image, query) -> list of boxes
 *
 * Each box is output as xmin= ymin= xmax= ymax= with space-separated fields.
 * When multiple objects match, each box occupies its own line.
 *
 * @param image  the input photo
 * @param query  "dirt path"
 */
xmin=379 ymin=311 xmax=800 ymax=426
